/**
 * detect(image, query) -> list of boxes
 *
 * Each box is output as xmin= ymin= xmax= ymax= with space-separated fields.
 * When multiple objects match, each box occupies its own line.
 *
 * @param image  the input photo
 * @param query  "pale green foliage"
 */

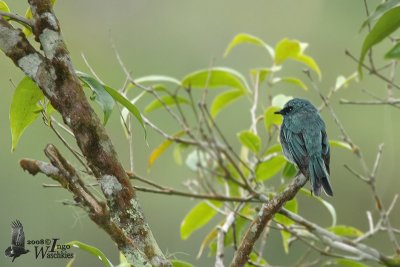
xmin=359 ymin=6 xmax=400 ymax=76
xmin=10 ymin=77 xmax=44 ymax=151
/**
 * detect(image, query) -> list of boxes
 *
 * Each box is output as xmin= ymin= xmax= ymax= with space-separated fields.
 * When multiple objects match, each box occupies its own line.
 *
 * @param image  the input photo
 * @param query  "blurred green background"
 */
xmin=1 ymin=1 xmax=399 ymax=266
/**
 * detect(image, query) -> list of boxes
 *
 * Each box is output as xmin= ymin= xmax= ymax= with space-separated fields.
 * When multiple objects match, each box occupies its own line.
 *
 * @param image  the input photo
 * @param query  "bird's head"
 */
xmin=274 ymin=98 xmax=316 ymax=116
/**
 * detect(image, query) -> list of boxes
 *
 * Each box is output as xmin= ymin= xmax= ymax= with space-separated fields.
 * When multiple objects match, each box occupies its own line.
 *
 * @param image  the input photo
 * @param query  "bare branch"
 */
xmin=230 ymin=173 xmax=308 ymax=267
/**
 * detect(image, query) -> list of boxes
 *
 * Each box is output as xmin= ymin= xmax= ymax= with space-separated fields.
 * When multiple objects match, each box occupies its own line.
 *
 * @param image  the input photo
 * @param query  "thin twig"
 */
xmin=0 ymin=11 xmax=33 ymax=28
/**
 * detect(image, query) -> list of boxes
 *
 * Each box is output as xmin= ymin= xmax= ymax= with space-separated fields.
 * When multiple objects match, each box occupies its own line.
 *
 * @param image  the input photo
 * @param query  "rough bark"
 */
xmin=0 ymin=1 xmax=170 ymax=266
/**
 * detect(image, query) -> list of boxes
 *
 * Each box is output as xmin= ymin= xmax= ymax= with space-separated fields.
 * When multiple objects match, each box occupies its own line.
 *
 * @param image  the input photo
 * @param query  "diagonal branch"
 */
xmin=230 ymin=173 xmax=308 ymax=267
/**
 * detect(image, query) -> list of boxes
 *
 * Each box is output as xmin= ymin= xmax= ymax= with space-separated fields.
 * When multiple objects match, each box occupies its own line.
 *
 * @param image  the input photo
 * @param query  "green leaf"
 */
xmin=250 ymin=68 xmax=275 ymax=84
xmin=66 ymin=257 xmax=75 ymax=267
xmin=274 ymin=38 xmax=321 ymax=79
xmin=264 ymin=106 xmax=283 ymax=134
xmin=358 ymin=6 xmax=400 ymax=77
xmin=0 ymin=1 xmax=10 ymax=12
xmin=329 ymin=140 xmax=352 ymax=151
xmin=145 ymin=95 xmax=190 ymax=113
xmin=224 ymin=33 xmax=274 ymax=58
xmin=272 ymin=77 xmax=308 ymax=91
xmin=271 ymin=94 xmax=293 ymax=108
xmin=300 ymin=188 xmax=337 ymax=227
xmin=197 ymin=228 xmax=218 ymax=258
xmin=237 ymin=131 xmax=261 ymax=154
xmin=148 ymin=131 xmax=185 ymax=168
xmin=171 ymin=260 xmax=194 ymax=267
xmin=180 ymin=201 xmax=222 ymax=240
xmin=23 ymin=0 xmax=57 ymax=36
xmin=385 ymin=42 xmax=400 ymax=59
xmin=211 ymin=89 xmax=244 ymax=117
xmin=275 ymin=198 xmax=298 ymax=253
xmin=334 ymin=73 xmax=358 ymax=91
xmin=76 ymin=71 xmax=115 ymax=125
xmin=335 ymin=259 xmax=369 ymax=267
xmin=135 ymin=75 xmax=181 ymax=86
xmin=282 ymin=162 xmax=297 ymax=179
xmin=10 ymin=77 xmax=44 ymax=151
xmin=255 ymin=155 xmax=286 ymax=181
xmin=245 ymin=252 xmax=267 ymax=267
xmin=182 ymin=67 xmax=249 ymax=92
xmin=67 ymin=241 xmax=113 ymax=267
xmin=117 ymin=252 xmax=130 ymax=267
xmin=361 ymin=0 xmax=400 ymax=30
xmin=173 ymin=143 xmax=187 ymax=166
xmin=103 ymin=85 xmax=146 ymax=137
xmin=264 ymin=143 xmax=282 ymax=155
xmin=328 ymin=225 xmax=363 ymax=238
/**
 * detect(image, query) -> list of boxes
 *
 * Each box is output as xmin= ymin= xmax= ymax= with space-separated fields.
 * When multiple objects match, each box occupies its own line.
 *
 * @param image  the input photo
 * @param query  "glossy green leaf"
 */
xmin=274 ymin=38 xmax=321 ymax=78
xmin=211 ymin=89 xmax=244 ymax=117
xmin=180 ymin=201 xmax=222 ymax=240
xmin=145 ymin=95 xmax=190 ymax=113
xmin=23 ymin=0 xmax=57 ymax=36
xmin=0 ymin=1 xmax=10 ymax=12
xmin=335 ymin=259 xmax=368 ymax=267
xmin=224 ymin=33 xmax=274 ymax=58
xmin=10 ymin=77 xmax=44 ymax=151
xmin=385 ymin=42 xmax=400 ymax=59
xmin=264 ymin=106 xmax=283 ymax=134
xmin=328 ymin=225 xmax=363 ymax=237
xmin=271 ymin=94 xmax=293 ymax=108
xmin=329 ymin=140 xmax=352 ymax=151
xmin=275 ymin=198 xmax=298 ymax=253
xmin=135 ymin=75 xmax=181 ymax=86
xmin=272 ymin=77 xmax=308 ymax=91
xmin=76 ymin=71 xmax=115 ymax=124
xmin=255 ymin=155 xmax=286 ymax=181
xmin=182 ymin=67 xmax=249 ymax=92
xmin=103 ymin=85 xmax=146 ymax=137
xmin=171 ymin=260 xmax=194 ymax=267
xmin=282 ymin=162 xmax=297 ymax=178
xmin=300 ymin=188 xmax=337 ymax=227
xmin=359 ymin=6 xmax=400 ymax=76
xmin=67 ymin=241 xmax=113 ymax=267
xmin=238 ymin=131 xmax=261 ymax=154
xmin=148 ymin=131 xmax=185 ymax=168
xmin=361 ymin=0 xmax=400 ymax=30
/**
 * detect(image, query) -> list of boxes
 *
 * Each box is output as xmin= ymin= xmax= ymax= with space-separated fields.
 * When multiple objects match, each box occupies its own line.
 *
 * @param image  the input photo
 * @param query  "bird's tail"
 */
xmin=308 ymin=156 xmax=333 ymax=196
xmin=5 ymin=246 xmax=12 ymax=257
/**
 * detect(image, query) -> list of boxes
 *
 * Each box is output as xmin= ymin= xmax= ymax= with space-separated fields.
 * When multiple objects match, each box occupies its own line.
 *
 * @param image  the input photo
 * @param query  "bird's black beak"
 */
xmin=274 ymin=110 xmax=283 ymax=115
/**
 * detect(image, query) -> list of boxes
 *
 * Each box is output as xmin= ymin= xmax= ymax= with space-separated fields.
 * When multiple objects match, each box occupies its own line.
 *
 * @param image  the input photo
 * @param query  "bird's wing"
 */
xmin=283 ymin=127 xmax=309 ymax=175
xmin=11 ymin=220 xmax=25 ymax=247
xmin=321 ymin=129 xmax=330 ymax=174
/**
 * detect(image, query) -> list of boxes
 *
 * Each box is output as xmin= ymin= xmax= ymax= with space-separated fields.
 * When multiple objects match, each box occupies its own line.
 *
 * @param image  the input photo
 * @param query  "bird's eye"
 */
xmin=286 ymin=106 xmax=293 ymax=112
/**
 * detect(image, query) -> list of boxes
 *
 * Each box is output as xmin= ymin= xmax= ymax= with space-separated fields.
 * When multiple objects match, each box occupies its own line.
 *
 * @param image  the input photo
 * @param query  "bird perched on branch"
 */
xmin=274 ymin=98 xmax=333 ymax=196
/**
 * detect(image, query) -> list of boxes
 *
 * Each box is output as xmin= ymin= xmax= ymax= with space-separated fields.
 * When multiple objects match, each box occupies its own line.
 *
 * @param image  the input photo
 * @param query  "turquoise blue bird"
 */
xmin=274 ymin=98 xmax=333 ymax=196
